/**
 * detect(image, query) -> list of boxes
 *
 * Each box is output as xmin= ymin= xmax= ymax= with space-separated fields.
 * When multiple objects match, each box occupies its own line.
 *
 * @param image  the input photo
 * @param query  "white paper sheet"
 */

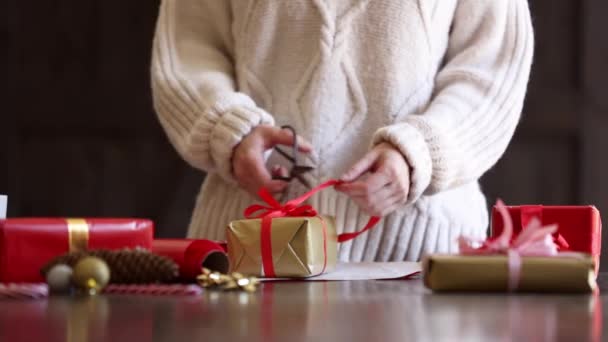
xmin=0 ymin=195 xmax=6 ymax=219
xmin=261 ymin=262 xmax=421 ymax=281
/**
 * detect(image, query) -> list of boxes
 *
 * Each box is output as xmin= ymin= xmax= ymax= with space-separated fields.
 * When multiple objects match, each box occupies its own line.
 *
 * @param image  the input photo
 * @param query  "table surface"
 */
xmin=1 ymin=275 xmax=605 ymax=342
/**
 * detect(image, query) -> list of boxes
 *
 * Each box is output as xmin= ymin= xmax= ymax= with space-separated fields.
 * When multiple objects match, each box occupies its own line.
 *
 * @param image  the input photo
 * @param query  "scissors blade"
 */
xmin=274 ymin=146 xmax=295 ymax=163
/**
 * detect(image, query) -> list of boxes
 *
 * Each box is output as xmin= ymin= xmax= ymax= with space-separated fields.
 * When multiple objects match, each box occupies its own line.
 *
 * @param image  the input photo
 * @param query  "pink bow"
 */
xmin=458 ymin=200 xmax=560 ymax=291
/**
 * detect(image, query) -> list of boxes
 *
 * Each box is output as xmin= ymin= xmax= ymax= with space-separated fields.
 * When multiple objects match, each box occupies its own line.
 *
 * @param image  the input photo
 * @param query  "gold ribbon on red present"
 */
xmin=66 ymin=218 xmax=90 ymax=253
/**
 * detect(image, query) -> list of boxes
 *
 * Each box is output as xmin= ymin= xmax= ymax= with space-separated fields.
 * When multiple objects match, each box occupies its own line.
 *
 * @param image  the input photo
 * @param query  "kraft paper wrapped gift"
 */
xmin=227 ymin=179 xmax=381 ymax=278
xmin=226 ymin=216 xmax=337 ymax=277
xmin=423 ymin=200 xmax=599 ymax=293
xmin=423 ymin=254 xmax=596 ymax=293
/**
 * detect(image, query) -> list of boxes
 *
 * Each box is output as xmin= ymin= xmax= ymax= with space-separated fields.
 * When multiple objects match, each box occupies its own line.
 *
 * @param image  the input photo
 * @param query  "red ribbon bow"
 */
xmin=244 ymin=179 xmax=381 ymax=277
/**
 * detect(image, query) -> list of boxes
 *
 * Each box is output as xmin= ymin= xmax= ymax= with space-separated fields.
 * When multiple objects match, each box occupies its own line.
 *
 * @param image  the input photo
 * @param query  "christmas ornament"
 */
xmin=42 ymin=248 xmax=179 ymax=284
xmin=103 ymin=284 xmax=203 ymax=296
xmin=72 ymin=257 xmax=110 ymax=295
xmin=197 ymin=268 xmax=259 ymax=293
xmin=0 ymin=283 xmax=48 ymax=299
xmin=45 ymin=264 xmax=73 ymax=294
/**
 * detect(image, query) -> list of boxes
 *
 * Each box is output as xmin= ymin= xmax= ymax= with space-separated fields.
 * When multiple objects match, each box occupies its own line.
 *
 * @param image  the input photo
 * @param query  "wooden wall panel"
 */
xmin=581 ymin=0 xmax=608 ymax=270
xmin=17 ymin=134 xmax=200 ymax=237
xmin=527 ymin=0 xmax=581 ymax=89
xmin=480 ymin=0 xmax=583 ymax=205
xmin=483 ymin=137 xmax=578 ymax=206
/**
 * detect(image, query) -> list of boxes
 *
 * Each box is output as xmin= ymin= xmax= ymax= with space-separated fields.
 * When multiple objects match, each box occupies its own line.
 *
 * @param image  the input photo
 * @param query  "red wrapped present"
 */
xmin=491 ymin=205 xmax=602 ymax=274
xmin=0 ymin=218 xmax=153 ymax=283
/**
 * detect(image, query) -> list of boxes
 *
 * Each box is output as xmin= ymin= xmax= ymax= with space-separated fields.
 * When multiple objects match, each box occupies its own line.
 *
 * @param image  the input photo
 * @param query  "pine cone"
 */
xmin=41 ymin=249 xmax=179 ymax=284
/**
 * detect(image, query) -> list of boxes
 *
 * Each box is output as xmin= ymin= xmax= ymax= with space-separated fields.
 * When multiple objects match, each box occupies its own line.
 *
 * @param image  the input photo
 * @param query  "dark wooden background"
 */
xmin=2 ymin=1 xmax=607 ymax=266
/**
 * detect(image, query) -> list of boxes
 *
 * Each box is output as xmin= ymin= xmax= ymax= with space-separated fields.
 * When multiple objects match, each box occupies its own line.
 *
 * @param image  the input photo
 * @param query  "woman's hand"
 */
xmin=336 ymin=143 xmax=410 ymax=217
xmin=232 ymin=125 xmax=312 ymax=197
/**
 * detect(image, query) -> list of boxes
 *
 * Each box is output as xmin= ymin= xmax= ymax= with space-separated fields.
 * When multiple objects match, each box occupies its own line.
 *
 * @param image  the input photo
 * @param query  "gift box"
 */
xmin=227 ymin=216 xmax=338 ymax=277
xmin=423 ymin=254 xmax=596 ymax=293
xmin=491 ymin=205 xmax=602 ymax=273
xmin=0 ymin=218 xmax=153 ymax=283
xmin=424 ymin=201 xmax=600 ymax=293
xmin=228 ymin=179 xmax=380 ymax=278
xmin=152 ymin=239 xmax=229 ymax=281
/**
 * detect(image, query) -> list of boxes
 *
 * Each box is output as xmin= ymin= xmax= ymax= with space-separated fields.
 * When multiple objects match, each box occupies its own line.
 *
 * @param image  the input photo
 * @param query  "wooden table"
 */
xmin=1 ymin=276 xmax=605 ymax=342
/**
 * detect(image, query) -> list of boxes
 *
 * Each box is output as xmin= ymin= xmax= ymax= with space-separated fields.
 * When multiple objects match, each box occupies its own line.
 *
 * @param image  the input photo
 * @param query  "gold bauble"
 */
xmin=72 ymin=256 xmax=111 ymax=294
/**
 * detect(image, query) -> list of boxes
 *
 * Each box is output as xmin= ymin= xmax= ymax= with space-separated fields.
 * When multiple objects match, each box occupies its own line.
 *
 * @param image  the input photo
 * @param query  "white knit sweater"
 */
xmin=151 ymin=0 xmax=534 ymax=262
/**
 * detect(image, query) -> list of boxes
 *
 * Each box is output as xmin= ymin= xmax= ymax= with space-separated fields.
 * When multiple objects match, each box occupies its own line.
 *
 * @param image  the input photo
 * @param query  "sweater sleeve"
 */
xmin=151 ymin=0 xmax=275 ymax=183
xmin=372 ymin=0 xmax=534 ymax=203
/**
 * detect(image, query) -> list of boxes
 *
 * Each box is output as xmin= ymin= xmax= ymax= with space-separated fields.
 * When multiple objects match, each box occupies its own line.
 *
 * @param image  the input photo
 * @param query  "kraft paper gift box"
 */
xmin=423 ymin=254 xmax=596 ymax=293
xmin=226 ymin=216 xmax=337 ymax=278
xmin=424 ymin=201 xmax=599 ymax=293
xmin=227 ymin=179 xmax=380 ymax=278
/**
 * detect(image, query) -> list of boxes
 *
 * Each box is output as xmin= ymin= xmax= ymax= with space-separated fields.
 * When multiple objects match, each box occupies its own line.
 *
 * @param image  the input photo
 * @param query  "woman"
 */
xmin=151 ymin=0 xmax=534 ymax=262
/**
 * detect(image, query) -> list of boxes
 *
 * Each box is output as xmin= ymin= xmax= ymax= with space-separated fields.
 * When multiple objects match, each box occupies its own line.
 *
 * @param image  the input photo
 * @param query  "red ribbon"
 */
xmin=244 ymin=179 xmax=381 ymax=277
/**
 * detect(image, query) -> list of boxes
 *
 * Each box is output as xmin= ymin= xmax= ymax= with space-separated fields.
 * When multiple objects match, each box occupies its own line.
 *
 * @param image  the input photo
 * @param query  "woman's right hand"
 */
xmin=232 ymin=125 xmax=312 ymax=197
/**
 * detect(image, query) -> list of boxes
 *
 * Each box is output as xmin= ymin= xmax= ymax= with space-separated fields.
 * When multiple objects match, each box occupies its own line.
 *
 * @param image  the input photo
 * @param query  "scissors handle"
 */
xmin=272 ymin=125 xmax=314 ymax=189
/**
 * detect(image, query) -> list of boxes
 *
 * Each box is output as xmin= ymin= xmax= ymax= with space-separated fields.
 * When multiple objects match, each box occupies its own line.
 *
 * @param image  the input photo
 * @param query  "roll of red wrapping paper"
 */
xmin=151 ymin=239 xmax=229 ymax=281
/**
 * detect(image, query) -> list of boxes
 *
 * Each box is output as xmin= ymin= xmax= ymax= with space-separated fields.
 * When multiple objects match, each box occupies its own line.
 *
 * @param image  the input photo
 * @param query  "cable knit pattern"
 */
xmin=151 ymin=0 xmax=534 ymax=262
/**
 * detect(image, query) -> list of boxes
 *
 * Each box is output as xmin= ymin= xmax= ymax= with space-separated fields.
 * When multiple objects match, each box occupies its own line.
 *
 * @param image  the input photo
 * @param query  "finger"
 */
xmin=279 ymin=166 xmax=289 ymax=178
xmin=264 ymin=180 xmax=289 ymax=194
xmin=336 ymin=173 xmax=372 ymax=194
xmin=271 ymin=165 xmax=280 ymax=177
xmin=342 ymin=184 xmax=394 ymax=216
xmin=265 ymin=127 xmax=313 ymax=152
xmin=340 ymin=150 xmax=380 ymax=182
xmin=361 ymin=191 xmax=400 ymax=217
xmin=240 ymin=153 xmax=273 ymax=192
xmin=336 ymin=173 xmax=367 ymax=193
xmin=379 ymin=169 xmax=409 ymax=204
xmin=338 ymin=171 xmax=391 ymax=196
xmin=271 ymin=165 xmax=289 ymax=178
xmin=348 ymin=195 xmax=375 ymax=214
xmin=296 ymin=135 xmax=313 ymax=152
xmin=379 ymin=194 xmax=405 ymax=217
xmin=351 ymin=185 xmax=394 ymax=205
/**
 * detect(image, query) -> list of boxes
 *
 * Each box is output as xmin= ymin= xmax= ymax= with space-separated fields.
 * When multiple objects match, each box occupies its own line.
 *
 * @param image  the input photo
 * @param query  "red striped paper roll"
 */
xmin=0 ymin=283 xmax=48 ymax=299
xmin=103 ymin=284 xmax=202 ymax=296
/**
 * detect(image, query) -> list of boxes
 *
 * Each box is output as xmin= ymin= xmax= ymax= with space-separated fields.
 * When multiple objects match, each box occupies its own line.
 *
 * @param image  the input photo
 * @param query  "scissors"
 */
xmin=272 ymin=125 xmax=315 ymax=194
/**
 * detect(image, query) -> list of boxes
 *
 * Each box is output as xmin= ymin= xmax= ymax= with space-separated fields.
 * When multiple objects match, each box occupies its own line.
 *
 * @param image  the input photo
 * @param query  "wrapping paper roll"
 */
xmin=103 ymin=284 xmax=203 ymax=296
xmin=152 ymin=239 xmax=229 ymax=281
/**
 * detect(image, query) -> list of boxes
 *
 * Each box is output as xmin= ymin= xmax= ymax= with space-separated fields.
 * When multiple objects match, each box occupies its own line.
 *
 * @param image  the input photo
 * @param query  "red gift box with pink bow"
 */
xmin=424 ymin=201 xmax=598 ymax=293
xmin=491 ymin=205 xmax=602 ymax=274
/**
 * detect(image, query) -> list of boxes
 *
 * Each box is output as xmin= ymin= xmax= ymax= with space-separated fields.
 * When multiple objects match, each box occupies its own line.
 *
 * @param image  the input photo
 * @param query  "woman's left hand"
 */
xmin=336 ymin=143 xmax=411 ymax=217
